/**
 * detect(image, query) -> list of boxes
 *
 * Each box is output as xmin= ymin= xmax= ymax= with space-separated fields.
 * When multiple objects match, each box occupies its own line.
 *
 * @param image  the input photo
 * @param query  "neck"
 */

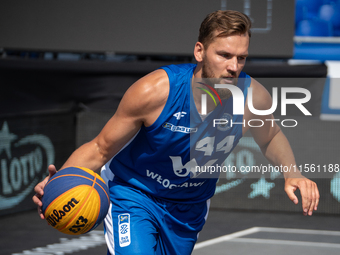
xmin=191 ymin=64 xmax=219 ymax=115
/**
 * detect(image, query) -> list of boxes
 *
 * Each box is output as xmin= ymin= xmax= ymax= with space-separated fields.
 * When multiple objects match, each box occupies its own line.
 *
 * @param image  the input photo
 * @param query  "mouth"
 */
xmin=220 ymin=76 xmax=236 ymax=84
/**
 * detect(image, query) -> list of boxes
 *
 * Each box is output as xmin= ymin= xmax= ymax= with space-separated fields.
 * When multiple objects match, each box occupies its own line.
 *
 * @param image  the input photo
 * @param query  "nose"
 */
xmin=227 ymin=57 xmax=238 ymax=74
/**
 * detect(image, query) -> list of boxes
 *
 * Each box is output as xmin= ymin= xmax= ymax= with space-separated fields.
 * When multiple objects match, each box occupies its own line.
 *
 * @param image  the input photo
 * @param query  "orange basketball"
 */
xmin=41 ymin=166 xmax=110 ymax=235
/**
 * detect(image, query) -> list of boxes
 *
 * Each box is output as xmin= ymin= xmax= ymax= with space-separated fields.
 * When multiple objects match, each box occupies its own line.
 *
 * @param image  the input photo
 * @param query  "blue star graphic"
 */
xmin=331 ymin=172 xmax=340 ymax=202
xmin=248 ymin=177 xmax=275 ymax=199
xmin=0 ymin=121 xmax=17 ymax=158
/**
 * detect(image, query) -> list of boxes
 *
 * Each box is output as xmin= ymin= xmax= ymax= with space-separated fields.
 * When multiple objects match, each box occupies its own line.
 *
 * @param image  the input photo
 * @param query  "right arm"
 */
xmin=60 ymin=69 xmax=170 ymax=171
xmin=33 ymin=69 xmax=170 ymax=218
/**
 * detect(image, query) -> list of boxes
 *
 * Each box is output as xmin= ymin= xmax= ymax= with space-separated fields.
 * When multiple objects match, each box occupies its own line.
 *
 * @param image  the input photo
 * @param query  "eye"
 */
xmin=220 ymin=53 xmax=231 ymax=59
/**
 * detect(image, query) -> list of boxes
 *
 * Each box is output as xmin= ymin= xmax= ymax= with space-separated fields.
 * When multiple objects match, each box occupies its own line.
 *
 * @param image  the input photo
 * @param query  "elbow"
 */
xmin=258 ymin=128 xmax=282 ymax=155
xmin=92 ymin=138 xmax=112 ymax=164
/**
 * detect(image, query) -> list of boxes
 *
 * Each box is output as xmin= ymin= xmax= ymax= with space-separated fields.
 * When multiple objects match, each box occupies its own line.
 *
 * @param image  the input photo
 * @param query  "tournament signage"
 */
xmin=0 ymin=113 xmax=75 ymax=216
xmin=211 ymin=118 xmax=340 ymax=214
xmin=0 ymin=121 xmax=54 ymax=210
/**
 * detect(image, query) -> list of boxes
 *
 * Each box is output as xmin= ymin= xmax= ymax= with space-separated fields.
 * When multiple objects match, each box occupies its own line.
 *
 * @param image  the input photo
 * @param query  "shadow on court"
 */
xmin=1 ymin=208 xmax=339 ymax=255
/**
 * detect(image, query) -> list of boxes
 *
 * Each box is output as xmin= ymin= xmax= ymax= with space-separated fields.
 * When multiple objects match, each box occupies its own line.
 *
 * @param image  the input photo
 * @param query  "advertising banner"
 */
xmin=0 ymin=112 xmax=75 ymax=216
xmin=210 ymin=116 xmax=340 ymax=214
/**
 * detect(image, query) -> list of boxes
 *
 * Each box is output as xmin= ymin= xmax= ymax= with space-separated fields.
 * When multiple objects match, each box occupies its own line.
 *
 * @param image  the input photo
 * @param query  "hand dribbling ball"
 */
xmin=41 ymin=166 xmax=110 ymax=235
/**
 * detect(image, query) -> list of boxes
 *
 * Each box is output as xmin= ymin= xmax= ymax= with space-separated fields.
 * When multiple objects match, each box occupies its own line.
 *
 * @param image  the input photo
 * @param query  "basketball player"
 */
xmin=33 ymin=10 xmax=319 ymax=254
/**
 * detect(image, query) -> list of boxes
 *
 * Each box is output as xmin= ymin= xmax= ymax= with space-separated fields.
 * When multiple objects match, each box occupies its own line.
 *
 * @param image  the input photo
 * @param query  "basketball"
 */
xmin=41 ymin=166 xmax=110 ymax=235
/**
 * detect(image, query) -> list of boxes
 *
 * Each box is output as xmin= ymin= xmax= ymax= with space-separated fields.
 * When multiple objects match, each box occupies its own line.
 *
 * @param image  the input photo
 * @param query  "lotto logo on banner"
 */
xmin=118 ymin=214 xmax=131 ymax=247
xmin=0 ymin=113 xmax=75 ymax=216
xmin=0 ymin=121 xmax=54 ymax=212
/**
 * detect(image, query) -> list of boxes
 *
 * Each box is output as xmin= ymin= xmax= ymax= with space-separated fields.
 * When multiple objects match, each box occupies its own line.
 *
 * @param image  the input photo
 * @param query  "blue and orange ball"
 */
xmin=41 ymin=166 xmax=110 ymax=235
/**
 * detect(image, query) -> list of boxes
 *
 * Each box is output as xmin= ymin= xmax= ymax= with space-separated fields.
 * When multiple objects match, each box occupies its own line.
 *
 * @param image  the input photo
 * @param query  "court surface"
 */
xmin=1 ymin=208 xmax=339 ymax=255
xmin=193 ymin=226 xmax=340 ymax=255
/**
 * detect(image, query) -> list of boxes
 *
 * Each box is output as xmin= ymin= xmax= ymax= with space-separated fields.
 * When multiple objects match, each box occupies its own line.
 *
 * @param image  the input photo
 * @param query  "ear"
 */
xmin=194 ymin=42 xmax=204 ymax=62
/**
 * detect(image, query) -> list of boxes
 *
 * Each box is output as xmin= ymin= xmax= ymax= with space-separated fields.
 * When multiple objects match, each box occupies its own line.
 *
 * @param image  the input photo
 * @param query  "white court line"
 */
xmin=255 ymin=227 xmax=340 ymax=236
xmin=194 ymin=227 xmax=260 ymax=250
xmin=194 ymin=227 xmax=340 ymax=250
xmin=230 ymin=238 xmax=340 ymax=249
xmin=12 ymin=230 xmax=106 ymax=255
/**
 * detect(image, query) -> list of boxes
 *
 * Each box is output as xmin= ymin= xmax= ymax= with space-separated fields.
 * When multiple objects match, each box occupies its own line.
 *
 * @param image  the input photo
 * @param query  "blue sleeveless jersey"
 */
xmin=103 ymin=63 xmax=251 ymax=203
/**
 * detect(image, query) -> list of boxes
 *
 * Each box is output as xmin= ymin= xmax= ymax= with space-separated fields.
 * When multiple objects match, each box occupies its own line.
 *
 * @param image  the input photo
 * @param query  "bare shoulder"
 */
xmin=243 ymin=77 xmax=279 ymax=135
xmin=89 ymin=69 xmax=169 ymax=160
xmin=247 ymin=77 xmax=273 ymax=111
xmin=116 ymin=69 xmax=170 ymax=126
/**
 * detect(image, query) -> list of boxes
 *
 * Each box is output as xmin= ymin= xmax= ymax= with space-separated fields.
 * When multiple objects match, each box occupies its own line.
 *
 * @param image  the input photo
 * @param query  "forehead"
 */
xmin=207 ymin=33 xmax=249 ymax=54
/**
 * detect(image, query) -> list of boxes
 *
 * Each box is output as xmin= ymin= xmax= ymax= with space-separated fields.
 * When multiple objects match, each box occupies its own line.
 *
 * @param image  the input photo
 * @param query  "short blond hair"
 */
xmin=198 ymin=10 xmax=252 ymax=48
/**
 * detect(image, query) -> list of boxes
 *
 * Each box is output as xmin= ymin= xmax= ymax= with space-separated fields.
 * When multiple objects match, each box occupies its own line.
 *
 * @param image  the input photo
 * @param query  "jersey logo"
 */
xmin=173 ymin=111 xmax=187 ymax=120
xmin=170 ymin=156 xmax=217 ymax=179
xmin=216 ymin=113 xmax=233 ymax=131
xmin=118 ymin=214 xmax=131 ymax=247
xmin=169 ymin=135 xmax=236 ymax=179
xmin=163 ymin=122 xmax=197 ymax=133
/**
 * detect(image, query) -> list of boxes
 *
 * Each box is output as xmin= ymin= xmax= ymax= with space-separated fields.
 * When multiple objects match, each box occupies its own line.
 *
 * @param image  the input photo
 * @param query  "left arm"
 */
xmin=243 ymin=78 xmax=319 ymax=216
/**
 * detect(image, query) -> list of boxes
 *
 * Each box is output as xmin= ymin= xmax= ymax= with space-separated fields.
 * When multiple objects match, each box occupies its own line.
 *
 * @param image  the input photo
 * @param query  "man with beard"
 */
xmin=33 ymin=10 xmax=319 ymax=255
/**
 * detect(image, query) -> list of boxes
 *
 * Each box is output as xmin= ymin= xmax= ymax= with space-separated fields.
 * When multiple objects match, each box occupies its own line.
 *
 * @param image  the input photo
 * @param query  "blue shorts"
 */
xmin=103 ymin=180 xmax=210 ymax=255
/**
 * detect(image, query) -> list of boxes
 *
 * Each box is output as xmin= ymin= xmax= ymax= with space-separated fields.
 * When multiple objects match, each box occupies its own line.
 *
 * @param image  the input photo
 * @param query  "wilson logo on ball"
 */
xmin=46 ymin=198 xmax=80 ymax=227
xmin=69 ymin=215 xmax=89 ymax=234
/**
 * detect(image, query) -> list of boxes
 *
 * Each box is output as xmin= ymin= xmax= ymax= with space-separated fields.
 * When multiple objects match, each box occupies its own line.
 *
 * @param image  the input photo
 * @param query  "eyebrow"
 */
xmin=216 ymin=50 xmax=249 ymax=58
xmin=239 ymin=53 xmax=249 ymax=58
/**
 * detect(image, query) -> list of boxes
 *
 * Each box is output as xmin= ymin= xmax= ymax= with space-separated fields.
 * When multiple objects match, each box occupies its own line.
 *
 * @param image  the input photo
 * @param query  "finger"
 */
xmin=314 ymin=184 xmax=320 ymax=211
xmin=305 ymin=181 xmax=320 ymax=216
xmin=307 ymin=182 xmax=316 ymax=216
xmin=34 ymin=181 xmax=46 ymax=197
xmin=32 ymin=193 xmax=45 ymax=219
xmin=284 ymin=182 xmax=298 ymax=205
xmin=47 ymin=164 xmax=57 ymax=177
xmin=34 ymin=165 xmax=57 ymax=195
xmin=298 ymin=180 xmax=310 ymax=215
xmin=308 ymin=182 xmax=319 ymax=216
xmin=32 ymin=165 xmax=58 ymax=219
xmin=300 ymin=179 xmax=318 ymax=216
xmin=38 ymin=205 xmax=45 ymax=220
xmin=308 ymin=182 xmax=320 ymax=214
xmin=32 ymin=193 xmax=42 ymax=206
xmin=305 ymin=180 xmax=314 ymax=216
